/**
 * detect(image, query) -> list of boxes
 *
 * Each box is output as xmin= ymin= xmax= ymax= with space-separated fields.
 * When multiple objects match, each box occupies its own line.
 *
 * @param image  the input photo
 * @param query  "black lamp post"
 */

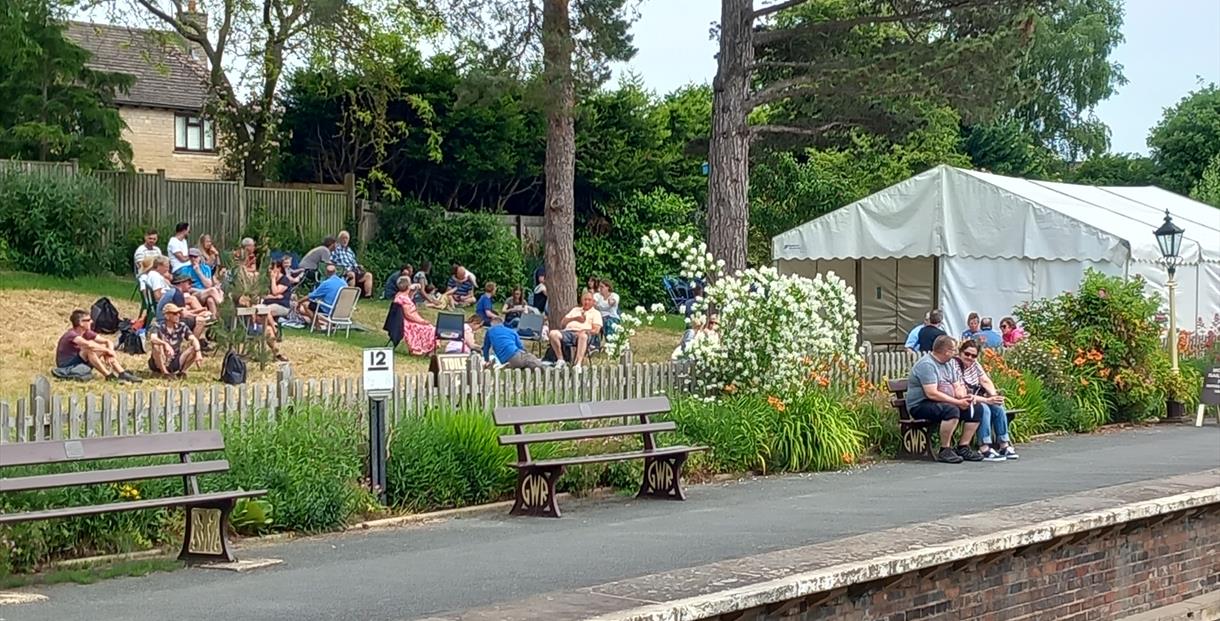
xmin=1153 ymin=210 xmax=1184 ymax=374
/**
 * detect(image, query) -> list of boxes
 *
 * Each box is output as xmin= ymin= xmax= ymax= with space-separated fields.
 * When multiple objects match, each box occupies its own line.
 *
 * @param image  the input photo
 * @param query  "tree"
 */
xmin=707 ymin=0 xmax=1046 ymax=273
xmin=104 ymin=0 xmax=437 ymax=185
xmin=1148 ymin=85 xmax=1220 ymax=195
xmin=0 ymin=0 xmax=132 ymax=168
xmin=1190 ymin=154 xmax=1220 ymax=208
xmin=1064 ymin=153 xmax=1159 ymax=186
xmin=962 ymin=120 xmax=1060 ymax=179
xmin=542 ymin=0 xmax=578 ymax=326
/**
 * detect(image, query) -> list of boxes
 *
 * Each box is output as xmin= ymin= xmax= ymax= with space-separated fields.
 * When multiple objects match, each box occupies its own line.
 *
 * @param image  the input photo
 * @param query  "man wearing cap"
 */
xmin=186 ymin=247 xmax=224 ymax=315
xmin=149 ymin=302 xmax=201 ymax=377
xmin=298 ymin=263 xmax=346 ymax=328
xmin=157 ymin=273 xmax=209 ymax=342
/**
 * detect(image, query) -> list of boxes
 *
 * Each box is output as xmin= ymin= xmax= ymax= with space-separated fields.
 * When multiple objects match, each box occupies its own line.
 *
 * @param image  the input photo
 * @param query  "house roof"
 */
xmin=65 ymin=21 xmax=210 ymax=112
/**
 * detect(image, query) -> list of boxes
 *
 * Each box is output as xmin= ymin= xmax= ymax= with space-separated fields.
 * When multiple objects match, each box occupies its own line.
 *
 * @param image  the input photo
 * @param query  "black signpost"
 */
xmin=1196 ymin=366 xmax=1220 ymax=427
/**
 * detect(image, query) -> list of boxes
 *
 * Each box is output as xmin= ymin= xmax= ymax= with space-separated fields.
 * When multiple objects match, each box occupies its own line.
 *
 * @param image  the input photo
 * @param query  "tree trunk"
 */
xmin=706 ymin=0 xmax=754 ymax=275
xmin=542 ymin=0 xmax=577 ymax=327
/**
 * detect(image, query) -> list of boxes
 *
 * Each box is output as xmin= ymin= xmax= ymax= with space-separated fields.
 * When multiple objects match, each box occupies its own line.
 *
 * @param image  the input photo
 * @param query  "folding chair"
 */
xmin=310 ymin=287 xmax=360 ymax=337
xmin=515 ymin=312 xmax=546 ymax=357
xmin=137 ymin=285 xmax=157 ymax=328
xmin=435 ymin=311 xmax=466 ymax=349
xmin=662 ymin=276 xmax=692 ymax=313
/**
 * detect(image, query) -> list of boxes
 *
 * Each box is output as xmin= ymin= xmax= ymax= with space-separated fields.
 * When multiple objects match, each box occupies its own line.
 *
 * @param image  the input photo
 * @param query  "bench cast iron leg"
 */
xmin=179 ymin=498 xmax=238 ymax=563
xmin=898 ymin=422 xmax=936 ymax=461
xmin=510 ymin=466 xmax=564 ymax=518
xmin=638 ymin=453 xmax=689 ymax=500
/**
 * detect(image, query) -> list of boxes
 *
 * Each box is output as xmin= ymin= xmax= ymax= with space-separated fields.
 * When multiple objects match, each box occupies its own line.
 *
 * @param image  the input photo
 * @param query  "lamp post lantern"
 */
xmin=1153 ymin=210 xmax=1185 ymax=373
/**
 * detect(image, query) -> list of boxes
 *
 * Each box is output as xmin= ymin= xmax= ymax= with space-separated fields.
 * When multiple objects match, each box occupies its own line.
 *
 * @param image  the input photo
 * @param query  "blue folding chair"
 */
xmin=662 ymin=276 xmax=692 ymax=313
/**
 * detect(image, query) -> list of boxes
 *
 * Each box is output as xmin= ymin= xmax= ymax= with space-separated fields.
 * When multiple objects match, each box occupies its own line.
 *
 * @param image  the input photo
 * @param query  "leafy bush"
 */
xmin=211 ymin=405 xmax=371 ymax=532
xmin=575 ymin=189 xmax=700 ymax=307
xmin=0 ymin=170 xmax=116 ymax=276
xmin=241 ymin=203 xmax=313 ymax=256
xmin=371 ymin=200 xmax=526 ymax=293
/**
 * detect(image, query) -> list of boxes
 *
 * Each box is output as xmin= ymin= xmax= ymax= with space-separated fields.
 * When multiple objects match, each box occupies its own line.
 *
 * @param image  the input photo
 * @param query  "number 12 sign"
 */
xmin=363 ymin=348 xmax=394 ymax=396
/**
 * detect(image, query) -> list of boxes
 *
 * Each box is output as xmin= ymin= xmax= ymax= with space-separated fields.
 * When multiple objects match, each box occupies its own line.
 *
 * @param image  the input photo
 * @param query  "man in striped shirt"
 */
xmin=446 ymin=265 xmax=477 ymax=306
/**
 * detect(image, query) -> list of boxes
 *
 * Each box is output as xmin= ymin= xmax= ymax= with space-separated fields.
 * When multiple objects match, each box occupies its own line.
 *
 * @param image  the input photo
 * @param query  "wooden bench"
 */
xmin=0 ymin=431 xmax=266 ymax=564
xmin=493 ymin=396 xmax=706 ymax=517
xmin=887 ymin=379 xmax=1021 ymax=460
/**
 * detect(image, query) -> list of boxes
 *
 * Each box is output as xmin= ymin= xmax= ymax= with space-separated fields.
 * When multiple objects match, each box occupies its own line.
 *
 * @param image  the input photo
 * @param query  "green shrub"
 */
xmin=775 ymin=389 xmax=865 ymax=472
xmin=0 ymin=170 xmax=116 ymax=276
xmin=240 ymin=202 xmax=313 ymax=256
xmin=372 ymin=200 xmax=526 ymax=293
xmin=210 ymin=405 xmax=371 ymax=532
xmin=668 ymin=396 xmax=772 ymax=474
xmin=574 ymin=189 xmax=701 ymax=307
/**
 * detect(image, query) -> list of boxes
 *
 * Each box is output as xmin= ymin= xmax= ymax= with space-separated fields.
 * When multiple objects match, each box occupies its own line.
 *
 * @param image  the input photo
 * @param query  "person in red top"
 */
xmin=55 ymin=310 xmax=140 ymax=382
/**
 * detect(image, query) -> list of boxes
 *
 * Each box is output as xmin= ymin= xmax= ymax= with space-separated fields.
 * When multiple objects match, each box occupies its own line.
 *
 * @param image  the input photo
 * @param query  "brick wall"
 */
xmin=726 ymin=506 xmax=1220 ymax=621
xmin=119 ymin=106 xmax=221 ymax=179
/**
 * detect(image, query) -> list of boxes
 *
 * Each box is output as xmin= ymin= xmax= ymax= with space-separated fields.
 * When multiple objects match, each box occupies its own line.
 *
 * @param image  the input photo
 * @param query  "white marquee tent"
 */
xmin=772 ymin=165 xmax=1220 ymax=346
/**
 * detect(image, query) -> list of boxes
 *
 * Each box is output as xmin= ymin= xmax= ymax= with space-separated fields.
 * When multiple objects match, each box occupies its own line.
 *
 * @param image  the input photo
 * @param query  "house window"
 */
xmin=175 ymin=114 xmax=216 ymax=152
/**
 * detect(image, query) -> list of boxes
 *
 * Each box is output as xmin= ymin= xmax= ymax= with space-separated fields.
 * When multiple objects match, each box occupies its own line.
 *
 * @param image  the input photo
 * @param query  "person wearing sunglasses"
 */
xmin=956 ymin=339 xmax=1018 ymax=461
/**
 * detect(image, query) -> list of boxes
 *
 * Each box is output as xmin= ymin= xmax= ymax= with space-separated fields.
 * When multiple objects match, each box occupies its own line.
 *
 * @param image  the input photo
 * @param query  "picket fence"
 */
xmin=0 ymin=351 xmax=921 ymax=444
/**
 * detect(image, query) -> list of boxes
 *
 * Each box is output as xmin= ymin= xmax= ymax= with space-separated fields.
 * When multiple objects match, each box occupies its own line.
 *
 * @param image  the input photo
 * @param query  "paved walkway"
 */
xmin=10 ymin=425 xmax=1220 ymax=621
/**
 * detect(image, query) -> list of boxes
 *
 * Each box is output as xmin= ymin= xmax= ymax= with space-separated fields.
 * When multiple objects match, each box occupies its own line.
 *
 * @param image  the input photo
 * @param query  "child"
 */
xmin=422 ymin=284 xmax=452 ymax=310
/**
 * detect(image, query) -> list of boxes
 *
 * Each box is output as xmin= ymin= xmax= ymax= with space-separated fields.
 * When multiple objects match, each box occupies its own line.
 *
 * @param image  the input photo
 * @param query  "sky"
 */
xmin=612 ymin=0 xmax=1220 ymax=155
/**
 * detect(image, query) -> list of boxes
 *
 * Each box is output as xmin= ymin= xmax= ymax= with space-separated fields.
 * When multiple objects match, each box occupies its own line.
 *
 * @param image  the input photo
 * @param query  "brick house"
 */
xmin=66 ymin=21 xmax=221 ymax=179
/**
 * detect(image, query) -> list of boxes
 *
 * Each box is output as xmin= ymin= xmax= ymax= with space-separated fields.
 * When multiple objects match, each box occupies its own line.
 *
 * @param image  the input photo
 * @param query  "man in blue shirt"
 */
xmin=975 ymin=317 xmax=1004 ymax=349
xmin=905 ymin=312 xmax=931 ymax=352
xmin=298 ymin=264 xmax=346 ymax=328
xmin=475 ymin=282 xmax=499 ymax=326
xmin=482 ymin=317 xmax=543 ymax=369
xmin=185 ymin=248 xmax=223 ymax=316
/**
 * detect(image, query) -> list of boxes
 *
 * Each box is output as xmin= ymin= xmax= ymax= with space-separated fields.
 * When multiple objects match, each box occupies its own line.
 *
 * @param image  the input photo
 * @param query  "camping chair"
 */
xmin=662 ymin=276 xmax=692 ymax=313
xmin=434 ymin=311 xmax=466 ymax=350
xmin=310 ymin=287 xmax=360 ymax=337
xmin=515 ymin=312 xmax=546 ymax=357
xmin=137 ymin=285 xmax=157 ymax=328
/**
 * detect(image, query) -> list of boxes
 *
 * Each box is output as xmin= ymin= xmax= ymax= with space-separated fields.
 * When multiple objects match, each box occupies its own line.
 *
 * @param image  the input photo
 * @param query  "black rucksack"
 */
xmin=220 ymin=351 xmax=247 ymax=385
xmin=90 ymin=297 xmax=121 ymax=334
xmin=117 ymin=320 xmax=145 ymax=355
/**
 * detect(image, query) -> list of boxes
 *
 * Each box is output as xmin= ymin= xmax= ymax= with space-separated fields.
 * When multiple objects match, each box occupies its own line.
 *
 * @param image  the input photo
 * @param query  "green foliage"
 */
xmin=0 ymin=0 xmax=133 ymax=168
xmin=1148 ymin=85 xmax=1220 ymax=194
xmin=212 ymin=406 xmax=371 ymax=532
xmin=962 ymin=120 xmax=1060 ymax=179
xmin=1189 ymin=153 xmax=1220 ymax=208
xmin=668 ymin=397 xmax=773 ymax=474
xmin=230 ymin=498 xmax=275 ymax=536
xmin=0 ymin=170 xmax=116 ymax=276
xmin=240 ymin=203 xmax=313 ymax=255
xmin=1065 ymin=153 xmax=1160 ymax=186
xmin=575 ymin=189 xmax=700 ymax=306
xmin=371 ymin=200 xmax=526 ymax=291
xmin=773 ymin=390 xmax=865 ymax=472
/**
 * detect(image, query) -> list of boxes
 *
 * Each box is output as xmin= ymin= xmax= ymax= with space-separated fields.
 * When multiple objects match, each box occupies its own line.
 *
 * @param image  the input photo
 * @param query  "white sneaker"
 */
xmin=1001 ymin=446 xmax=1019 ymax=460
xmin=573 ymin=364 xmax=584 ymax=373
xmin=553 ymin=360 xmax=567 ymax=369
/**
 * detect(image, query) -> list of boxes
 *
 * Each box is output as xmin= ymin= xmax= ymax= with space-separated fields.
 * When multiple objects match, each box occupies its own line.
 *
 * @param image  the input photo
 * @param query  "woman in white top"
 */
xmin=594 ymin=280 xmax=621 ymax=336
xmin=139 ymin=255 xmax=172 ymax=302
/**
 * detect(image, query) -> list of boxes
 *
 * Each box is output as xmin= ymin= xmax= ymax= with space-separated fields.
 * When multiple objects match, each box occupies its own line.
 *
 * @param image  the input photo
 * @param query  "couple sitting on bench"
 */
xmin=905 ymin=335 xmax=1019 ymax=464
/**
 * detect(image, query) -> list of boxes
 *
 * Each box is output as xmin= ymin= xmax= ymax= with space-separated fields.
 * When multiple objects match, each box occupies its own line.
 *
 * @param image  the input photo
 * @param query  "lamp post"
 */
xmin=1153 ymin=210 xmax=1184 ymax=373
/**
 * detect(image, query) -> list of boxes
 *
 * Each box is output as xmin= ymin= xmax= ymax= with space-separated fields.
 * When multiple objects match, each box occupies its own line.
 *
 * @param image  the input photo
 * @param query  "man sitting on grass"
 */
xmin=149 ymin=303 xmax=201 ymax=378
xmin=55 ymin=310 xmax=141 ymax=383
xmin=482 ymin=316 xmax=543 ymax=369
xmin=298 ymin=263 xmax=346 ymax=328
xmin=548 ymin=291 xmax=603 ymax=370
xmin=905 ymin=334 xmax=982 ymax=464
xmin=445 ymin=265 xmax=477 ymax=306
xmin=157 ymin=273 xmax=210 ymax=344
xmin=475 ymin=281 xmax=500 ymax=326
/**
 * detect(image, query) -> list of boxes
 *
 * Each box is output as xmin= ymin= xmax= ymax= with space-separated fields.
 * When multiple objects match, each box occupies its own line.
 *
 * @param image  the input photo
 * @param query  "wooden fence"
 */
xmin=0 ymin=351 xmax=921 ymax=444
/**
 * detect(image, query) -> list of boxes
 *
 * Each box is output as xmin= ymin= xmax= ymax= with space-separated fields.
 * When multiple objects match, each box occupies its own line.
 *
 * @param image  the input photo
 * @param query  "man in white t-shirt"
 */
xmin=167 ymin=222 xmax=191 ymax=274
xmin=548 ymin=291 xmax=603 ymax=369
xmin=132 ymin=228 xmax=162 ymax=275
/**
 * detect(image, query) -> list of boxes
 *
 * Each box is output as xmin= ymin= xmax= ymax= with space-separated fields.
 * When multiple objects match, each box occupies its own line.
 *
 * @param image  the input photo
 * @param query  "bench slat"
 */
xmin=0 ymin=460 xmax=231 ymax=493
xmin=0 ymin=489 xmax=267 ymax=524
xmin=494 ymin=396 xmax=671 ymax=426
xmin=499 ymin=422 xmax=677 ymax=445
xmin=511 ymin=445 xmax=704 ymax=469
xmin=0 ymin=431 xmax=225 ymax=468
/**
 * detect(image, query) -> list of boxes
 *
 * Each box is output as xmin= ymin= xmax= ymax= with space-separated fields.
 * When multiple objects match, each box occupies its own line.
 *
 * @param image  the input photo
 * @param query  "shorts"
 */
xmin=560 ymin=330 xmax=586 ymax=347
xmin=149 ymin=354 xmax=183 ymax=373
xmin=909 ymin=400 xmax=978 ymax=423
xmin=306 ymin=300 xmax=320 ymax=313
xmin=58 ymin=354 xmax=88 ymax=369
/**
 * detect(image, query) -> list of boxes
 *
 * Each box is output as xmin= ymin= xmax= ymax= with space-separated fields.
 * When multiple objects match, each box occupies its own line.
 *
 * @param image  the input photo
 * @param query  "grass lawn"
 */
xmin=0 ymin=270 xmax=687 ymax=399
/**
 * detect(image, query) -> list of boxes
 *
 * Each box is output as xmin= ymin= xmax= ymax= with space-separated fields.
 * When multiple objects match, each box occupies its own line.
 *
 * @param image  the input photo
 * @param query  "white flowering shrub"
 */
xmin=605 ymin=302 xmax=668 ymax=359
xmin=640 ymin=229 xmax=860 ymax=395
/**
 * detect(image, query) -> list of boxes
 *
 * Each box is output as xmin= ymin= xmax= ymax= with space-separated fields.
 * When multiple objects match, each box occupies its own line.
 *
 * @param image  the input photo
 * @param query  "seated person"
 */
xmin=445 ymin=265 xmax=477 ymax=306
xmin=475 ymin=282 xmax=500 ymax=327
xmin=149 ymin=303 xmax=202 ymax=377
xmin=300 ymin=236 xmax=336 ymax=282
xmin=413 ymin=261 xmax=431 ymax=288
xmin=198 ymin=233 xmax=223 ymax=271
xmin=915 ymin=309 xmax=947 ymax=353
xmin=263 ymin=254 xmax=300 ymax=319
xmin=531 ymin=275 xmax=548 ymax=314
xmin=332 ymin=230 xmax=374 ymax=297
xmin=185 ymin=248 xmax=224 ymax=315
xmin=1000 ymin=316 xmax=1026 ymax=347
xmin=976 ymin=317 xmax=1003 ymax=349
xmin=132 ymin=229 xmax=161 ymax=275
xmin=157 ymin=273 xmax=210 ymax=343
xmin=297 ymin=263 xmax=347 ymax=327
xmin=503 ymin=287 xmax=531 ymax=327
xmin=905 ymin=313 xmax=931 ymax=352
xmin=594 ymin=280 xmax=621 ymax=336
xmin=233 ymin=237 xmax=259 ymax=281
xmin=55 ymin=310 xmax=140 ymax=382
xmin=138 ymin=255 xmax=172 ymax=302
xmin=548 ymin=292 xmax=603 ymax=369
xmin=956 ymin=339 xmax=1016 ymax=461
xmin=905 ymin=334 xmax=982 ymax=464
xmin=442 ymin=314 xmax=481 ymax=354
xmin=483 ymin=317 xmax=545 ymax=369
xmin=248 ymin=304 xmax=288 ymax=362
xmin=961 ymin=312 xmax=982 ymax=341
xmin=383 ymin=264 xmax=413 ymax=300
xmin=421 ymin=283 xmax=452 ymax=310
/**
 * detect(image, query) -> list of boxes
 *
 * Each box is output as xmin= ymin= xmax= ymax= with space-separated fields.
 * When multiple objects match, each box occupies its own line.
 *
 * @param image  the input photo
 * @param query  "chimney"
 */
xmin=177 ymin=0 xmax=209 ymax=70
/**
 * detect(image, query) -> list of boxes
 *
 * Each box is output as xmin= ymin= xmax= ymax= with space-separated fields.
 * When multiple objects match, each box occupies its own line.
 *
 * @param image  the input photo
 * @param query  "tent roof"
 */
xmin=772 ymin=165 xmax=1220 ymax=265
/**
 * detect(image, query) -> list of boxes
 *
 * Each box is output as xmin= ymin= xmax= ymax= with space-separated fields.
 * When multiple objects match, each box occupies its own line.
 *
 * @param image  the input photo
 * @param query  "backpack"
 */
xmin=117 ymin=321 xmax=145 ymax=355
xmin=220 ymin=351 xmax=247 ymax=385
xmin=91 ymin=297 xmax=121 ymax=334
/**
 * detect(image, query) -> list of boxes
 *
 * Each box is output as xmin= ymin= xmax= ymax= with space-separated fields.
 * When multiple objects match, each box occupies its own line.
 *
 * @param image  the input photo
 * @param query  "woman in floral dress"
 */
xmin=393 ymin=278 xmax=436 ymax=356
